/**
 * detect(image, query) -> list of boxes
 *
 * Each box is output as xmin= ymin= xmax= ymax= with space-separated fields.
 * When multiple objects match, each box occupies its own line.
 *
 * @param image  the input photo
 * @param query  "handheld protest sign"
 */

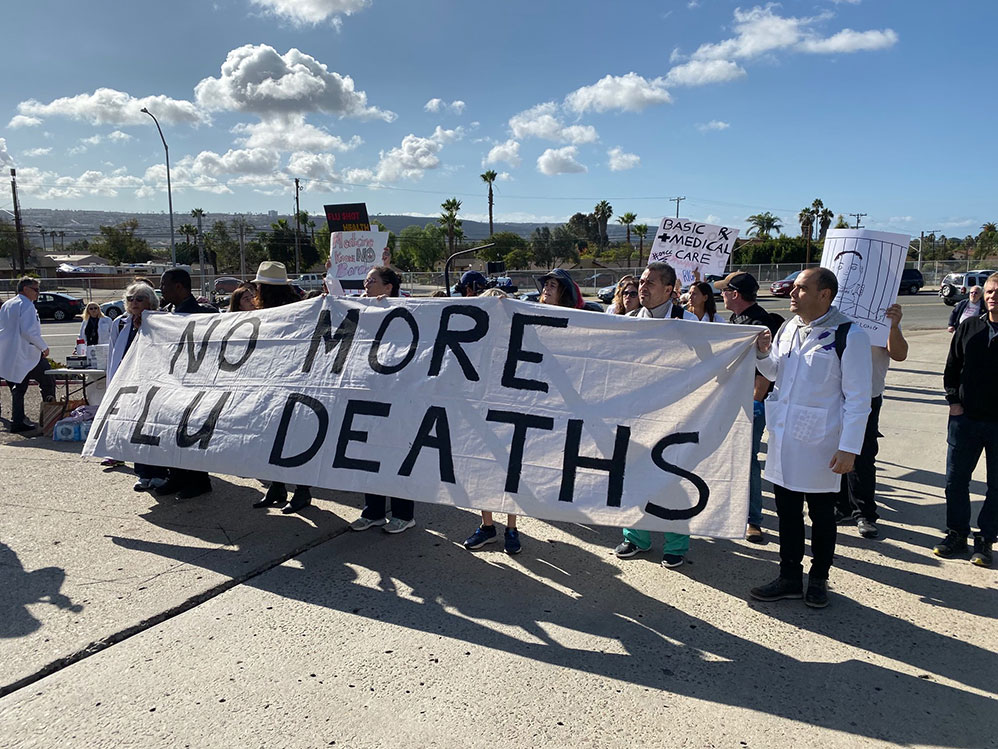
xmin=648 ymin=218 xmax=739 ymax=287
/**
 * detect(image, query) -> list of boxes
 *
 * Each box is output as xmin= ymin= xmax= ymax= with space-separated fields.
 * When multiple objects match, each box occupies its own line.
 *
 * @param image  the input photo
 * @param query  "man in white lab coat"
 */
xmin=750 ymin=268 xmax=871 ymax=608
xmin=0 ymin=277 xmax=56 ymax=433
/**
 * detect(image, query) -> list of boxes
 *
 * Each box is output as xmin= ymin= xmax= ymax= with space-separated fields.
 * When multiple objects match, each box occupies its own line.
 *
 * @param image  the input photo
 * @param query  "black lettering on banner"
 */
xmin=485 ymin=409 xmax=555 ymax=493
xmin=645 ymin=431 xmax=709 ymax=520
xmin=302 ymin=308 xmax=359 ymax=374
xmin=93 ymin=386 xmax=138 ymax=439
xmin=269 ymin=393 xmax=329 ymax=468
xmin=368 ymin=308 xmax=419 ymax=375
xmin=559 ymin=419 xmax=630 ymax=506
xmin=501 ymin=313 xmax=568 ymax=392
xmin=169 ymin=318 xmax=223 ymax=375
xmin=176 ymin=390 xmax=232 ymax=449
xmin=428 ymin=305 xmax=489 ymax=381
xmin=398 ymin=406 xmax=455 ymax=483
xmin=218 ymin=317 xmax=260 ymax=372
xmin=129 ymin=386 xmax=161 ymax=446
xmin=333 ymin=399 xmax=391 ymax=473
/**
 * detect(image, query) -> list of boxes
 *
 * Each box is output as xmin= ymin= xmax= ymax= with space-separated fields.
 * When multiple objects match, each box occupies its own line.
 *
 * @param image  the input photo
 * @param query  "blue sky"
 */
xmin=1 ymin=0 xmax=995 ymax=240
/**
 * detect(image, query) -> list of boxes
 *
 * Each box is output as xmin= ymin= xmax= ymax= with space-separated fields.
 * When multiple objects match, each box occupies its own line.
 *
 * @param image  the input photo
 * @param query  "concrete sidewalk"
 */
xmin=0 ymin=329 xmax=995 ymax=748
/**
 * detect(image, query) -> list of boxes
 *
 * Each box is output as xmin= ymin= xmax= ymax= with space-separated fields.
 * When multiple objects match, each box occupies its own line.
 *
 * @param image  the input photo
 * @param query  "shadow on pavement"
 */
xmin=0 ymin=544 xmax=83 ymax=639
xmin=109 ymin=504 xmax=996 ymax=748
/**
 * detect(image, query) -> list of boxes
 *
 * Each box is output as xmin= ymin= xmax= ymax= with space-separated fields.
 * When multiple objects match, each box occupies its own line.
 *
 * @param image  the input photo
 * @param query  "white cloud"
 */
xmin=537 ymin=146 xmax=587 ymax=176
xmin=8 ymin=115 xmax=41 ymax=129
xmin=451 ymin=100 xmax=466 ymax=115
xmin=697 ymin=120 xmax=730 ymax=132
xmin=14 ymin=165 xmax=145 ymax=200
xmin=666 ymin=6 xmax=897 ymax=86
xmin=17 ymin=88 xmax=206 ymax=126
xmin=496 ymin=171 xmax=512 ymax=181
xmin=887 ymin=216 xmax=913 ymax=224
xmin=286 ymin=151 xmax=338 ymax=180
xmin=231 ymin=115 xmax=362 ymax=152
xmin=607 ymin=147 xmax=640 ymax=171
xmin=0 ymin=138 xmax=13 ymax=167
xmin=424 ymin=98 xmax=466 ymax=115
xmin=484 ymin=139 xmax=521 ymax=168
xmin=798 ymin=28 xmax=898 ymax=54
xmin=424 ymin=98 xmax=444 ymax=112
xmin=430 ymin=125 xmax=465 ymax=144
xmin=665 ymin=59 xmax=746 ymax=87
xmin=509 ymin=102 xmax=597 ymax=144
xmin=194 ymin=44 xmax=395 ymax=121
xmin=250 ymin=0 xmax=370 ymax=27
xmin=24 ymin=147 xmax=52 ymax=157
xmin=373 ymin=133 xmax=443 ymax=182
xmin=108 ymin=130 xmax=132 ymax=142
xmin=564 ymin=73 xmax=671 ymax=114
xmin=191 ymin=148 xmax=281 ymax=178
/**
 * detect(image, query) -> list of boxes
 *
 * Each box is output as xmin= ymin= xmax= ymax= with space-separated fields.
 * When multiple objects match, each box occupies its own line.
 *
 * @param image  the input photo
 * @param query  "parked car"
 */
xmin=581 ymin=301 xmax=605 ymax=313
xmin=770 ymin=271 xmax=802 ymax=297
xmin=597 ymin=284 xmax=617 ymax=304
xmin=294 ymin=273 xmax=325 ymax=291
xmin=34 ymin=292 xmax=84 ymax=321
xmin=213 ymin=276 xmax=243 ymax=294
xmin=517 ymin=291 xmax=540 ymax=303
xmin=939 ymin=270 xmax=997 ymax=306
xmin=898 ymin=268 xmax=924 ymax=295
xmin=681 ymin=274 xmax=725 ymax=300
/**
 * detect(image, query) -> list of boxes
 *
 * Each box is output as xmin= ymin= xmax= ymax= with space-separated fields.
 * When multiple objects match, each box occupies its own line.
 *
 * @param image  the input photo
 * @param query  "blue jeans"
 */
xmin=945 ymin=414 xmax=998 ymax=541
xmin=748 ymin=399 xmax=766 ymax=526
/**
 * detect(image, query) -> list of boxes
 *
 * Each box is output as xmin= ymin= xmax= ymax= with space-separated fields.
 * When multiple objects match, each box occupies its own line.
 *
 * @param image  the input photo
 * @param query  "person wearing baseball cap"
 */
xmin=456 ymin=270 xmax=488 ymax=297
xmin=716 ymin=270 xmax=781 ymax=544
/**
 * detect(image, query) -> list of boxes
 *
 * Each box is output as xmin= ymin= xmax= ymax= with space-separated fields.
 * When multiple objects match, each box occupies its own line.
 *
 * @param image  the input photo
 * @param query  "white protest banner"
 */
xmin=329 ymin=230 xmax=391 ymax=282
xmin=83 ymin=297 xmax=758 ymax=538
xmin=648 ymin=218 xmax=739 ymax=287
xmin=820 ymin=229 xmax=910 ymax=347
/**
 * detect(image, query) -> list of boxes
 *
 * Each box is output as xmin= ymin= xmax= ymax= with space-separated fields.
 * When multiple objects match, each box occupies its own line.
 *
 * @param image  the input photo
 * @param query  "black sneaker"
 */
xmin=614 ymin=540 xmax=647 ymax=558
xmin=750 ymin=576 xmax=803 ymax=601
xmin=857 ymin=518 xmax=879 ymax=539
xmin=804 ymin=579 xmax=829 ymax=608
xmin=971 ymin=536 xmax=994 ymax=567
xmin=932 ymin=530 xmax=968 ymax=558
xmin=833 ymin=509 xmax=855 ymax=525
xmin=463 ymin=524 xmax=498 ymax=550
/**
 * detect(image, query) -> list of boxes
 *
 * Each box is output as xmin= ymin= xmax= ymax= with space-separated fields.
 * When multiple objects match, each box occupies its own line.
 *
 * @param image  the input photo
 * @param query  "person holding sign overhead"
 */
xmin=349 ymin=265 xmax=418 ymax=535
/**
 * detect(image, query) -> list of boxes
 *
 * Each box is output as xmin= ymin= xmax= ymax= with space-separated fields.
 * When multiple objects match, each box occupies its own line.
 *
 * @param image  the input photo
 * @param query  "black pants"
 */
xmin=362 ymin=494 xmax=414 ymax=521
xmin=8 ymin=354 xmax=56 ymax=426
xmin=168 ymin=468 xmax=211 ymax=489
xmin=836 ymin=395 xmax=883 ymax=521
xmin=135 ymin=463 xmax=168 ymax=480
xmin=775 ymin=485 xmax=838 ymax=581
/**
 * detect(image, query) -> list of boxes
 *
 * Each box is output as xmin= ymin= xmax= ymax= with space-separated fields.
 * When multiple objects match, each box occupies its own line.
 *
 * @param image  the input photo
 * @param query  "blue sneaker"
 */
xmin=504 ymin=528 xmax=522 ymax=555
xmin=463 ymin=524 xmax=498 ymax=550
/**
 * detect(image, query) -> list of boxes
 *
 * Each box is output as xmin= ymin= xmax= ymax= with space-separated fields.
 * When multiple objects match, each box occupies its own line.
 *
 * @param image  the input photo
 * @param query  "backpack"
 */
xmin=670 ymin=303 xmax=685 ymax=319
xmin=834 ymin=321 xmax=852 ymax=359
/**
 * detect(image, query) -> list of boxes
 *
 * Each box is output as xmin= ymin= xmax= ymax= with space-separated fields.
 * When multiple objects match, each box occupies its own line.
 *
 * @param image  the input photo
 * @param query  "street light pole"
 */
xmin=140 ymin=107 xmax=176 ymax=266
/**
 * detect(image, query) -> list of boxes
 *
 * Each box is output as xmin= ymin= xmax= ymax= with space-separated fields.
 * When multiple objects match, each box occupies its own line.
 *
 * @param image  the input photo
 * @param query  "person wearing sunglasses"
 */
xmin=79 ymin=302 xmax=112 ymax=346
xmin=0 ymin=277 xmax=56 ymax=433
xmin=606 ymin=275 xmax=639 ymax=315
xmin=948 ymin=286 xmax=983 ymax=333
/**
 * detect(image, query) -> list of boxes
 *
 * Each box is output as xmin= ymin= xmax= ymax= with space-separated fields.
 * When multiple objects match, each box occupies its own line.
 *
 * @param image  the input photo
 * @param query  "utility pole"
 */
xmin=670 ymin=196 xmax=685 ymax=219
xmin=849 ymin=212 xmax=867 ymax=229
xmin=293 ymin=178 xmax=302 ymax=275
xmin=9 ymin=169 xmax=27 ymax=275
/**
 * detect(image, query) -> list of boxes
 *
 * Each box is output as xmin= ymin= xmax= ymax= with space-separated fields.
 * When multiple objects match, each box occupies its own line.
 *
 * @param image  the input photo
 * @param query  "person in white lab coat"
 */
xmin=0 ymin=277 xmax=56 ymax=433
xmin=749 ymin=267 xmax=872 ymax=608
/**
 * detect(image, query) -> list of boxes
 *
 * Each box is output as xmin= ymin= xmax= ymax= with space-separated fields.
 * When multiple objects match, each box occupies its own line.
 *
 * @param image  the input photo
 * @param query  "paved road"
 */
xmin=39 ymin=292 xmax=952 ymax=365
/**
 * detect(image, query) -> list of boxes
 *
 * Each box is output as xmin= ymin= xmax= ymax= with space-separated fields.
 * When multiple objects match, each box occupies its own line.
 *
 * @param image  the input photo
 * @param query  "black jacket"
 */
xmin=171 ymin=294 xmax=218 ymax=315
xmin=947 ymin=299 xmax=980 ymax=329
xmin=944 ymin=316 xmax=998 ymax=422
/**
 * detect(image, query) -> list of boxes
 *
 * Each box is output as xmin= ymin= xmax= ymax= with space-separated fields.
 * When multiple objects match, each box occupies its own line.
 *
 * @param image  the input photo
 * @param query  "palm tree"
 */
xmin=593 ymin=200 xmax=613 ymax=250
xmin=439 ymin=197 xmax=463 ymax=255
xmin=632 ymin=223 xmax=649 ymax=267
xmin=179 ymin=223 xmax=197 ymax=245
xmin=617 ymin=212 xmax=637 ymax=246
xmin=810 ymin=198 xmax=824 ymax=242
xmin=480 ymin=170 xmax=497 ymax=236
xmin=38 ymin=230 xmax=47 ymax=252
xmin=746 ymin=212 xmax=782 ymax=239
xmin=58 ymin=230 xmax=65 ymax=250
xmin=818 ymin=208 xmax=834 ymax=241
xmin=798 ymin=207 xmax=814 ymax=264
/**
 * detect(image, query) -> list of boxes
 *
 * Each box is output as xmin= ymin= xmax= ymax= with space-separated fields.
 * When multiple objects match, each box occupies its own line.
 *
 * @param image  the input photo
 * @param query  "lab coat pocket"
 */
xmin=788 ymin=404 xmax=828 ymax=444
xmin=803 ymin=348 xmax=836 ymax=384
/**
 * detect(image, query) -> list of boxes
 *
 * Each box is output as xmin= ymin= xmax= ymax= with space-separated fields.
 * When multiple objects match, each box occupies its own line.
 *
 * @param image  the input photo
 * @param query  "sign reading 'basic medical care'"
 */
xmin=83 ymin=297 xmax=758 ymax=537
xmin=649 ymin=218 xmax=740 ymax=286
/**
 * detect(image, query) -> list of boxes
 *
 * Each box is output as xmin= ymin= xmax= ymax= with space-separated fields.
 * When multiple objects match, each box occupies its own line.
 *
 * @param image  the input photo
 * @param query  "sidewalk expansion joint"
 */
xmin=0 ymin=524 xmax=349 ymax=700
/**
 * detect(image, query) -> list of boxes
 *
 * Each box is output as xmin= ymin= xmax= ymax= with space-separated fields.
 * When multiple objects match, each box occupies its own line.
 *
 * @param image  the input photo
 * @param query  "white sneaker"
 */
xmin=133 ymin=478 xmax=151 ymax=492
xmin=350 ymin=516 xmax=389 ymax=532
xmin=383 ymin=517 xmax=415 ymax=534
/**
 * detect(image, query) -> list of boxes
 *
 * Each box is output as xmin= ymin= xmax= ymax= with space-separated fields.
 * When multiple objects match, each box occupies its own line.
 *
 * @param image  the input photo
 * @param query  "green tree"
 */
xmin=632 ymin=223 xmax=649 ymax=264
xmin=481 ymin=170 xmax=498 ymax=236
xmin=552 ymin=224 xmax=581 ymax=265
xmin=90 ymin=219 xmax=153 ymax=265
xmin=439 ymin=197 xmax=463 ymax=256
xmin=746 ymin=211 xmax=782 ymax=238
xmin=975 ymin=222 xmax=997 ymax=261
xmin=397 ymin=224 xmax=446 ymax=271
xmin=257 ymin=219 xmax=317 ymax=270
xmin=834 ymin=214 xmax=850 ymax=229
xmin=206 ymin=220 xmax=238 ymax=272
xmin=798 ymin=207 xmax=814 ymax=263
xmin=617 ymin=211 xmax=637 ymax=246
xmin=0 ymin=219 xmax=17 ymax=259
xmin=818 ymin=208 xmax=834 ymax=241
xmin=593 ymin=200 xmax=613 ymax=249
xmin=480 ymin=231 xmax=527 ymax=263
xmin=503 ymin=246 xmax=533 ymax=270
xmin=809 ymin=199 xmax=824 ymax=242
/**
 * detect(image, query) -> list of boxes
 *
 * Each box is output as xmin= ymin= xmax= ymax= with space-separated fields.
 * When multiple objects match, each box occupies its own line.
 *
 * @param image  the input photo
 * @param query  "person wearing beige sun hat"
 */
xmin=248 ymin=261 xmax=314 ymax=515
